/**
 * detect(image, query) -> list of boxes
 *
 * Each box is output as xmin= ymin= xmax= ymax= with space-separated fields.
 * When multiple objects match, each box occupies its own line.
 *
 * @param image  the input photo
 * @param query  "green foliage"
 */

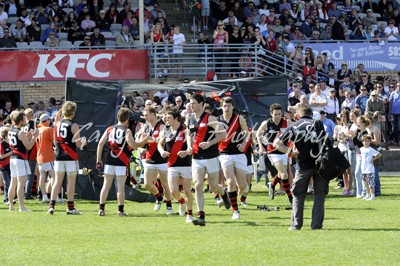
xmin=2 ymin=176 xmax=399 ymax=265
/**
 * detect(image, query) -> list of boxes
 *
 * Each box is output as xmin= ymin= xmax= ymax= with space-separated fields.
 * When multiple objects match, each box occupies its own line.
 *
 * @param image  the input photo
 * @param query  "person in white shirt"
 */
xmin=341 ymin=90 xmax=356 ymax=110
xmin=309 ymin=84 xmax=328 ymax=112
xmin=384 ymin=19 xmax=399 ymax=41
xmin=172 ymin=26 xmax=186 ymax=78
xmin=360 ymin=134 xmax=381 ymax=200
xmin=326 ymin=88 xmax=340 ymax=121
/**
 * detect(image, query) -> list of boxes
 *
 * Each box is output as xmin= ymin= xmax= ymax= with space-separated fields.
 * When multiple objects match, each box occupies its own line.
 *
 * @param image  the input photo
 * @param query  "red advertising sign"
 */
xmin=0 ymin=50 xmax=149 ymax=81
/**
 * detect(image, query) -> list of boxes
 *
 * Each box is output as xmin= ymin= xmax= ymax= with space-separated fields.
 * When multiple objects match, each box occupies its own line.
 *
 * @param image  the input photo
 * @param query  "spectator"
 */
xmin=384 ymin=19 xmax=398 ymax=41
xmin=0 ymin=3 xmax=8 ymax=24
xmin=159 ymin=18 xmax=169 ymax=35
xmin=40 ymin=22 xmax=59 ymax=44
xmin=339 ymin=74 xmax=356 ymax=98
xmin=48 ymin=2 xmax=66 ymax=23
xmin=250 ymin=8 xmax=260 ymax=25
xmin=279 ymin=0 xmax=291 ymax=14
xmin=326 ymin=88 xmax=340 ymax=120
xmin=342 ymin=90 xmax=356 ymax=110
xmin=0 ymin=28 xmax=17 ymax=48
xmin=356 ymin=72 xmax=374 ymax=94
xmin=106 ymin=3 xmax=119 ymax=24
xmin=45 ymin=32 xmax=60 ymax=48
xmin=279 ymin=8 xmax=292 ymax=26
xmin=244 ymin=1 xmax=255 ymax=19
xmin=259 ymin=1 xmax=270 ymax=17
xmin=271 ymin=18 xmax=283 ymax=34
xmin=232 ymin=0 xmax=244 ymax=23
xmin=78 ymin=4 xmax=92 ymax=23
xmin=388 ymin=82 xmax=400 ymax=144
xmin=11 ymin=19 xmax=26 ymax=43
xmin=172 ymin=26 xmax=186 ymax=78
xmin=68 ymin=20 xmax=85 ymax=44
xmin=362 ymin=9 xmax=378 ymax=31
xmin=59 ymin=0 xmax=75 ymax=9
xmin=34 ymin=5 xmax=50 ymax=25
xmin=77 ymin=0 xmax=90 ymax=14
xmin=81 ymin=13 xmax=96 ymax=33
xmin=337 ymin=61 xmax=352 ymax=82
xmin=311 ymin=30 xmax=321 ymax=41
xmin=96 ymin=10 xmax=111 ymax=32
xmin=319 ymin=110 xmax=336 ymax=139
xmin=26 ymin=18 xmax=41 ymax=42
xmin=223 ymin=10 xmax=238 ymax=26
xmin=330 ymin=15 xmax=345 ymax=40
xmin=122 ymin=11 xmax=135 ymax=27
xmin=349 ymin=8 xmax=362 ymax=31
xmin=64 ymin=12 xmax=78 ymax=32
xmin=2 ymin=99 xmax=14 ymax=117
xmin=290 ymin=2 xmax=300 ymax=20
xmin=5 ymin=0 xmax=20 ymax=17
xmin=309 ymin=83 xmax=328 ymax=112
xmin=328 ymin=1 xmax=341 ymax=19
xmin=300 ymin=2 xmax=312 ymax=21
xmin=351 ymin=24 xmax=367 ymax=40
xmin=363 ymin=0 xmax=378 ymax=13
xmin=79 ymin=35 xmax=92 ymax=49
xmin=115 ymin=25 xmax=134 ymax=47
xmin=90 ymin=27 xmax=105 ymax=47
xmin=151 ymin=3 xmax=167 ymax=21
xmin=265 ymin=7 xmax=276 ymax=25
xmin=300 ymin=16 xmax=314 ymax=38
xmin=355 ymin=85 xmax=370 ymax=114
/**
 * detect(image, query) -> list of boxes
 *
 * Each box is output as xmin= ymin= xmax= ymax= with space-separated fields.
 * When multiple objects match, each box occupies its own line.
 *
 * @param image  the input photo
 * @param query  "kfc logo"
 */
xmin=33 ymin=53 xmax=113 ymax=78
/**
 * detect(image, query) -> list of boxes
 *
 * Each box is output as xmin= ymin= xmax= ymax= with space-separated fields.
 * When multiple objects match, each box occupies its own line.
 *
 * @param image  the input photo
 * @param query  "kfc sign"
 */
xmin=0 ymin=50 xmax=148 ymax=81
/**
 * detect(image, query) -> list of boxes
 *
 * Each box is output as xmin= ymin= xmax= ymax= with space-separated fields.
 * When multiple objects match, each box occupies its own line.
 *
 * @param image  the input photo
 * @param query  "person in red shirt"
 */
xmin=0 ymin=126 xmax=13 ymax=204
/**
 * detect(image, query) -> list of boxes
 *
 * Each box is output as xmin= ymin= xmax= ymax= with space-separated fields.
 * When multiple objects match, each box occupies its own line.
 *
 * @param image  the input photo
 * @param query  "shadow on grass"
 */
xmin=324 ymin=228 xmax=400 ymax=231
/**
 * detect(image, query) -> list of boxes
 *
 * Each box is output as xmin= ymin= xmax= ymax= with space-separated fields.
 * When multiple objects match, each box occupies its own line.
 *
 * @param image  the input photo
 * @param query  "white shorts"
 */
xmin=38 ymin=162 xmax=54 ymax=173
xmin=192 ymin=157 xmax=220 ymax=174
xmin=168 ymin=166 xmax=192 ymax=179
xmin=10 ymin=159 xmax=31 ymax=178
xmin=104 ymin=164 xmax=127 ymax=176
xmin=54 ymin=160 xmax=79 ymax=173
xmin=143 ymin=162 xmax=168 ymax=172
xmin=247 ymin=165 xmax=254 ymax=174
xmin=201 ymin=8 xmax=210 ymax=16
xmin=219 ymin=154 xmax=248 ymax=172
xmin=267 ymin=153 xmax=288 ymax=166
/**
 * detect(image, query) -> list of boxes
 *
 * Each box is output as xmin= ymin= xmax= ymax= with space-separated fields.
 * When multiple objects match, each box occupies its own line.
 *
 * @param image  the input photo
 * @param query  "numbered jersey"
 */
xmin=105 ymin=125 xmax=132 ymax=167
xmin=54 ymin=118 xmax=78 ymax=161
xmin=23 ymin=120 xmax=38 ymax=160
xmin=8 ymin=126 xmax=28 ymax=160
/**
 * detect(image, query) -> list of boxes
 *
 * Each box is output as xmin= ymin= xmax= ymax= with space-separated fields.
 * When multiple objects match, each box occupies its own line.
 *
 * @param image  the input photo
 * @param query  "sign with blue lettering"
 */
xmin=305 ymin=42 xmax=399 ymax=71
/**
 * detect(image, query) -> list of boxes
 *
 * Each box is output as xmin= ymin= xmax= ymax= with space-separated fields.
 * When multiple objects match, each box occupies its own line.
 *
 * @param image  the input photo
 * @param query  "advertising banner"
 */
xmin=0 ymin=50 xmax=148 ymax=81
xmin=305 ymin=42 xmax=400 ymax=71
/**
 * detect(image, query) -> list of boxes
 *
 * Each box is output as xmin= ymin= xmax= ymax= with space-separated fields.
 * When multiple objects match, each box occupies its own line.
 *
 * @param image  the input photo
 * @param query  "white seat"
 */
xmin=320 ymin=22 xmax=327 ymax=29
xmin=102 ymin=31 xmax=113 ymax=38
xmin=8 ymin=17 xmax=19 ymax=24
xmin=62 ymin=8 xmax=74 ymax=15
xmin=372 ymin=13 xmax=381 ymax=18
xmin=16 ymin=42 xmax=29 ymax=49
xmin=358 ymin=13 xmax=366 ymax=19
xmin=29 ymin=41 xmax=43 ymax=49
xmin=41 ymin=24 xmax=49 ymax=31
xmin=377 ymin=21 xmax=387 ymax=28
xmin=59 ymin=40 xmax=72 ymax=49
xmin=110 ymin=23 xmax=122 ymax=32
xmin=352 ymin=6 xmax=361 ymax=11
xmin=295 ymin=22 xmax=302 ymax=27
xmin=73 ymin=40 xmax=83 ymax=48
xmin=105 ymin=40 xmax=116 ymax=48
xmin=58 ymin=32 xmax=68 ymax=40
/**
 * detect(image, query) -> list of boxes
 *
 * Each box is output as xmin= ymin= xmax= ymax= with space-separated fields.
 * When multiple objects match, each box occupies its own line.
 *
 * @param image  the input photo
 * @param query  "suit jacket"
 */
xmin=115 ymin=32 xmax=134 ymax=47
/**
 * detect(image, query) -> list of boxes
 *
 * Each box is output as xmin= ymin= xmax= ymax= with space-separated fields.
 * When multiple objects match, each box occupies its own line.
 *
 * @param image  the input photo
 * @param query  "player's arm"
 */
xmin=237 ymin=115 xmax=249 ymax=152
xmin=19 ymin=129 xmax=39 ymax=150
xmin=206 ymin=115 xmax=227 ymax=145
xmin=71 ymin=123 xmax=86 ymax=149
xmin=96 ymin=129 xmax=108 ymax=165
xmin=256 ymin=120 xmax=268 ymax=153
xmin=156 ymin=128 xmax=169 ymax=158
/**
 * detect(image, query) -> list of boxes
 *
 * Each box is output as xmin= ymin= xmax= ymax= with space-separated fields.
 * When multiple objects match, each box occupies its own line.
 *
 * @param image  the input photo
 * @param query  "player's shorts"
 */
xmin=168 ymin=166 xmax=192 ymax=179
xmin=219 ymin=153 xmax=248 ymax=172
xmin=54 ymin=160 xmax=79 ymax=173
xmin=143 ymin=162 xmax=168 ymax=172
xmin=10 ymin=159 xmax=31 ymax=178
xmin=104 ymin=164 xmax=127 ymax=176
xmin=38 ymin=162 xmax=54 ymax=173
xmin=267 ymin=153 xmax=289 ymax=166
xmin=192 ymin=157 xmax=220 ymax=174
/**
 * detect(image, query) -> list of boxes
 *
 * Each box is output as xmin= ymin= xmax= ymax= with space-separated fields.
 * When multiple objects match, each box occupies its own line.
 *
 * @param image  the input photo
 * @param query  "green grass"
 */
xmin=2 ymin=176 xmax=400 ymax=265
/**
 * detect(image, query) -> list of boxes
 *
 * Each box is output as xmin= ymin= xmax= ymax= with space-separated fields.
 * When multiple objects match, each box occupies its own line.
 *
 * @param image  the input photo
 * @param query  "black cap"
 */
xmin=319 ymin=110 xmax=327 ymax=115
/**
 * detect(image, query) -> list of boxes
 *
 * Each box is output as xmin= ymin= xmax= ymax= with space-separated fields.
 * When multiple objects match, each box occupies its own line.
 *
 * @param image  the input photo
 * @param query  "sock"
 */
xmin=99 ymin=203 xmax=105 ymax=211
xmin=221 ymin=192 xmax=228 ymax=200
xmin=228 ymin=191 xmax=238 ymax=211
xmin=155 ymin=192 xmax=163 ymax=202
xmin=156 ymin=179 xmax=163 ymax=194
xmin=50 ymin=200 xmax=56 ymax=208
xmin=188 ymin=209 xmax=193 ymax=216
xmin=240 ymin=195 xmax=247 ymax=202
xmin=67 ymin=201 xmax=74 ymax=210
xmin=47 ymin=193 xmax=51 ymax=198
xmin=214 ymin=193 xmax=220 ymax=199
xmin=179 ymin=197 xmax=185 ymax=204
xmin=179 ymin=184 xmax=183 ymax=191
xmin=198 ymin=211 xmax=205 ymax=219
xmin=58 ymin=193 xmax=62 ymax=198
xmin=282 ymin=179 xmax=293 ymax=203
xmin=118 ymin=205 xmax=124 ymax=212
xmin=271 ymin=175 xmax=281 ymax=188
xmin=165 ymin=200 xmax=172 ymax=208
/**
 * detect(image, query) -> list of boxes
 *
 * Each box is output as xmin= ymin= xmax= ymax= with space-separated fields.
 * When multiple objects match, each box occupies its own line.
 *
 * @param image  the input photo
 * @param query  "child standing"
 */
xmin=360 ymin=135 xmax=381 ymax=200
xmin=0 ymin=126 xmax=13 ymax=205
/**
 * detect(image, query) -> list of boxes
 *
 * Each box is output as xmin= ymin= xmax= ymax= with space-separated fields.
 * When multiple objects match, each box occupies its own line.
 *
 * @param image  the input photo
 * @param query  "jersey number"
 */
xmin=8 ymin=131 xmax=17 ymax=146
xmin=57 ymin=123 xmax=68 ymax=138
xmin=109 ymin=128 xmax=124 ymax=144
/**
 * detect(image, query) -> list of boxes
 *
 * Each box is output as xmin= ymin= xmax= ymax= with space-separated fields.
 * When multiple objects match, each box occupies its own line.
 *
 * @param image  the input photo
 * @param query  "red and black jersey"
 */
xmin=191 ymin=112 xmax=219 ymax=160
xmin=244 ymin=128 xmax=253 ymax=166
xmin=218 ymin=113 xmax=244 ymax=155
xmin=0 ymin=139 xmax=11 ymax=168
xmin=262 ymin=118 xmax=287 ymax=155
xmin=144 ymin=119 xmax=167 ymax=164
xmin=105 ymin=124 xmax=132 ymax=167
xmin=23 ymin=120 xmax=38 ymax=160
xmin=8 ymin=126 xmax=28 ymax=160
xmin=54 ymin=118 xmax=78 ymax=161
xmin=165 ymin=125 xmax=191 ymax=167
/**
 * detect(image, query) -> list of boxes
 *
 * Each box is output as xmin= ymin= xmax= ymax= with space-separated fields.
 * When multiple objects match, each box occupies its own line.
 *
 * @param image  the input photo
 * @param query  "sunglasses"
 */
xmin=361 ymin=89 xmax=367 ymax=91
xmin=362 ymin=75 xmax=368 ymax=77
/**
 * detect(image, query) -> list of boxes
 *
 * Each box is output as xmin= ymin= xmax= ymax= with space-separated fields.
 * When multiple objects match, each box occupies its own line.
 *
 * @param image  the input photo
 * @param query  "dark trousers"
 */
xmin=391 ymin=114 xmax=400 ymax=143
xmin=1 ymin=167 xmax=11 ymax=202
xmin=291 ymin=166 xmax=329 ymax=230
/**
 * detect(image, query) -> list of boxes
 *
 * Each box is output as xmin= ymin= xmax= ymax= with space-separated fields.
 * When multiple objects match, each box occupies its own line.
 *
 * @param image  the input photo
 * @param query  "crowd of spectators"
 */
xmin=1 ymin=0 xmax=399 ymax=49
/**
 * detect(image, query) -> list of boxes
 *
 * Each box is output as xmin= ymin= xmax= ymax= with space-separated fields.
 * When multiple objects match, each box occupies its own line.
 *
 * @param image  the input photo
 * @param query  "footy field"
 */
xmin=2 ymin=175 xmax=399 ymax=265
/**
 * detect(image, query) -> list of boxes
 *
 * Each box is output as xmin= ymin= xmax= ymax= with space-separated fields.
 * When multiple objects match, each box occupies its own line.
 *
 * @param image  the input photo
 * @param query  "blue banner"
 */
xmin=305 ymin=42 xmax=399 ymax=71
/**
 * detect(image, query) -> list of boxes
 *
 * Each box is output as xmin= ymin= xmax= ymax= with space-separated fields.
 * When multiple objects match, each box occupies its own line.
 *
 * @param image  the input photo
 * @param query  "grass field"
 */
xmin=2 ymin=176 xmax=399 ymax=265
